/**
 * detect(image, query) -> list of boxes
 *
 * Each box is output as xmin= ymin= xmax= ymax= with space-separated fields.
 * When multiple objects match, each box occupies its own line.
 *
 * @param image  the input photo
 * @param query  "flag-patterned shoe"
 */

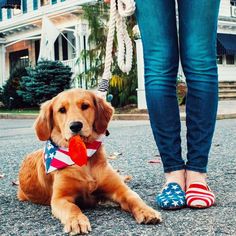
xmin=186 ymin=182 xmax=215 ymax=209
xmin=156 ymin=183 xmax=186 ymax=210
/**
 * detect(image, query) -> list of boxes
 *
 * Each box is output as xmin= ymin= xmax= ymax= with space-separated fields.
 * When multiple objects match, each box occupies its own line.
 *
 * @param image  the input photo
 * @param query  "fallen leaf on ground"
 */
xmin=98 ymin=200 xmax=119 ymax=207
xmin=113 ymin=152 xmax=122 ymax=156
xmin=123 ymin=175 xmax=132 ymax=183
xmin=148 ymin=159 xmax=161 ymax=164
xmin=148 ymin=155 xmax=161 ymax=164
xmin=0 ymin=173 xmax=5 ymax=178
xmin=148 ymin=154 xmax=161 ymax=164
xmin=108 ymin=155 xmax=117 ymax=160
xmin=12 ymin=180 xmax=19 ymax=186
xmin=108 ymin=152 xmax=122 ymax=160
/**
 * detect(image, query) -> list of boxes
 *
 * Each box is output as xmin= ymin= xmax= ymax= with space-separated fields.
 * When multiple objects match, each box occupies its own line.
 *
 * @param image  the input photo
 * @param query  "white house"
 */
xmin=217 ymin=0 xmax=236 ymax=81
xmin=0 ymin=0 xmax=95 ymax=87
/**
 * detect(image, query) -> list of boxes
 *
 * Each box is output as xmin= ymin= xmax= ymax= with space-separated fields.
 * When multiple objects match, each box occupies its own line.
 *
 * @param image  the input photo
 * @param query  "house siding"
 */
xmin=0 ymin=0 xmax=65 ymax=21
xmin=219 ymin=0 xmax=231 ymax=17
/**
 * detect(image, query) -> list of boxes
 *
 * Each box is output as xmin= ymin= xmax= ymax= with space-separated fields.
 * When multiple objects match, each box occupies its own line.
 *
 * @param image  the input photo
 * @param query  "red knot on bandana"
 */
xmin=44 ymin=135 xmax=105 ymax=174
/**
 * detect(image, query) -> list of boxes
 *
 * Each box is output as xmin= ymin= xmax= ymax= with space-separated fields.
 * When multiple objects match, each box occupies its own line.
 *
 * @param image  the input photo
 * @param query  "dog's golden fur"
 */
xmin=18 ymin=89 xmax=161 ymax=234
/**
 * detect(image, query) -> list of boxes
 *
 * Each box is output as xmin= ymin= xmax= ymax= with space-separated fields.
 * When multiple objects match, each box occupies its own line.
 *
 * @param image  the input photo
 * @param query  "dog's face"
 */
xmin=34 ymin=89 xmax=113 ymax=147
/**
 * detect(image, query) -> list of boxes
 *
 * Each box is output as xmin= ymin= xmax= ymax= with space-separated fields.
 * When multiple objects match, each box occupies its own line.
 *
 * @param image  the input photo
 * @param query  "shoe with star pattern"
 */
xmin=156 ymin=182 xmax=186 ymax=210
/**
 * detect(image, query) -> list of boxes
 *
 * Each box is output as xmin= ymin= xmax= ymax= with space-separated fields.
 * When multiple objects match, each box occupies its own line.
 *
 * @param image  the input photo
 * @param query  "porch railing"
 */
xmin=62 ymin=58 xmax=81 ymax=87
xmin=62 ymin=58 xmax=79 ymax=75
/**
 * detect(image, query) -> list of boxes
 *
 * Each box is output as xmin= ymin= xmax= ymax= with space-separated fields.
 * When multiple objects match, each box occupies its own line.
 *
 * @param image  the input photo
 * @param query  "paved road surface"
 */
xmin=0 ymin=119 xmax=236 ymax=236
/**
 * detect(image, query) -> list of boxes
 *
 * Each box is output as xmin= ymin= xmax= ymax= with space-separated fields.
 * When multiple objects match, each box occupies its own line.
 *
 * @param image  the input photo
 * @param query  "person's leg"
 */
xmin=135 ymin=0 xmax=185 ymax=189
xmin=178 ymin=0 xmax=220 ymax=189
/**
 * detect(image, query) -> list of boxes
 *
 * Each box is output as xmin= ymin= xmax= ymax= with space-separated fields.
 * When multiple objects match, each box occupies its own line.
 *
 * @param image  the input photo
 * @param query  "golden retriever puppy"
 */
xmin=17 ymin=89 xmax=161 ymax=235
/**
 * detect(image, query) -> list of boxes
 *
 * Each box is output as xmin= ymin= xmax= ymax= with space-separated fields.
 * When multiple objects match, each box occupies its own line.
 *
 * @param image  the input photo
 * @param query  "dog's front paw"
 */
xmin=133 ymin=206 xmax=162 ymax=224
xmin=64 ymin=214 xmax=91 ymax=235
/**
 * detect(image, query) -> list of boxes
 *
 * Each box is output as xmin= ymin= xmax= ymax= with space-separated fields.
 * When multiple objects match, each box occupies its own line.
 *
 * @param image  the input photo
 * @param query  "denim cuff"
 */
xmin=185 ymin=165 xmax=207 ymax=173
xmin=164 ymin=164 xmax=186 ymax=173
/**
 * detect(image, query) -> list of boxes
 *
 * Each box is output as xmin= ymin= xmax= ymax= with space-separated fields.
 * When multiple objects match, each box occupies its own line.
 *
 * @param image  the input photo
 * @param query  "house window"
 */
xmin=41 ymin=0 xmax=50 ymax=6
xmin=9 ymin=49 xmax=29 ymax=74
xmin=226 ymin=55 xmax=235 ymax=65
xmin=54 ymin=37 xmax=59 ymax=61
xmin=217 ymin=55 xmax=223 ymax=65
xmin=71 ymin=37 xmax=76 ymax=57
xmin=231 ymin=0 xmax=236 ymax=18
xmin=35 ymin=40 xmax=40 ymax=63
xmin=62 ymin=33 xmax=68 ymax=60
xmin=230 ymin=0 xmax=236 ymax=6
xmin=52 ymin=0 xmax=57 ymax=4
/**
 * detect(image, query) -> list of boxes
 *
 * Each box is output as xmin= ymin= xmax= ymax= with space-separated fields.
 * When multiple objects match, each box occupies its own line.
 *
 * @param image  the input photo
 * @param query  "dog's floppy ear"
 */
xmin=34 ymin=99 xmax=53 ymax=141
xmin=93 ymin=96 xmax=114 ymax=134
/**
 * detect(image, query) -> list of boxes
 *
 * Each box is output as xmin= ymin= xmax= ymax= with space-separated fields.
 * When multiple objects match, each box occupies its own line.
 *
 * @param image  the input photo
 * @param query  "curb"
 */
xmin=113 ymin=114 xmax=149 ymax=120
xmin=0 ymin=113 xmax=38 ymax=119
xmin=1 ymin=113 xmax=236 ymax=120
xmin=217 ymin=113 xmax=236 ymax=120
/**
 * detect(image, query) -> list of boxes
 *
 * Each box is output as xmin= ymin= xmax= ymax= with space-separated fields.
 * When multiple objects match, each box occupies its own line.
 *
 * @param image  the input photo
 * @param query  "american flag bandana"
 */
xmin=44 ymin=135 xmax=105 ymax=174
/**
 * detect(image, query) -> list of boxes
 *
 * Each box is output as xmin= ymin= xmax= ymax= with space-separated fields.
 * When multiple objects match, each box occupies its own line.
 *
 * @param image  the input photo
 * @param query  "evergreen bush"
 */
xmin=2 ymin=67 xmax=29 ymax=109
xmin=0 ymin=87 xmax=3 ymax=102
xmin=17 ymin=60 xmax=72 ymax=106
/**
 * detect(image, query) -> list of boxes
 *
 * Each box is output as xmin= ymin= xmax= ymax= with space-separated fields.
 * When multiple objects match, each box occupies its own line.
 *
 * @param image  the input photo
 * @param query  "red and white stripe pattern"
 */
xmin=186 ymin=182 xmax=215 ymax=208
xmin=44 ymin=135 xmax=105 ymax=174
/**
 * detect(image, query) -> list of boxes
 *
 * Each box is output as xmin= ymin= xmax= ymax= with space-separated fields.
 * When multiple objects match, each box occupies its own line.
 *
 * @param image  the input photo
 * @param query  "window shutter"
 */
xmin=61 ymin=0 xmax=66 ymax=2
xmin=33 ymin=0 xmax=38 ymax=10
xmin=52 ymin=0 xmax=57 ymax=4
xmin=0 ymin=9 xmax=2 ymax=21
xmin=22 ymin=0 xmax=27 ymax=14
xmin=7 ymin=9 xmax=12 ymax=19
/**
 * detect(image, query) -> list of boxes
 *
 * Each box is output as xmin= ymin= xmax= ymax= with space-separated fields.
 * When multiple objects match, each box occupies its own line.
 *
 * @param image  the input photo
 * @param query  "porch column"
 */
xmin=58 ymin=35 xmax=63 ymax=61
xmin=76 ymin=22 xmax=89 ymax=89
xmin=74 ymin=25 xmax=81 ymax=88
xmin=135 ymin=39 xmax=147 ymax=109
xmin=0 ymin=45 xmax=6 ymax=87
xmin=67 ymin=32 xmax=74 ymax=60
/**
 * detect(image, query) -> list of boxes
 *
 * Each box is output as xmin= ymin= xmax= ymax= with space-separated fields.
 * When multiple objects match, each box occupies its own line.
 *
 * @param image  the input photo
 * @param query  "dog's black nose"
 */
xmin=70 ymin=122 xmax=83 ymax=133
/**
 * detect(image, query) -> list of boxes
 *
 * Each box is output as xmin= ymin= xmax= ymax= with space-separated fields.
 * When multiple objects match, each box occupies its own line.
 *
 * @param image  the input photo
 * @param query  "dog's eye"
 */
xmin=59 ymin=107 xmax=66 ymax=114
xmin=81 ymin=103 xmax=89 ymax=111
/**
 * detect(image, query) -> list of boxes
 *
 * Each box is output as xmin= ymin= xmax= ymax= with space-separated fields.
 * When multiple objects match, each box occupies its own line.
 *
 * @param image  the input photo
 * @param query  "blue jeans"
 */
xmin=136 ymin=0 xmax=220 ymax=173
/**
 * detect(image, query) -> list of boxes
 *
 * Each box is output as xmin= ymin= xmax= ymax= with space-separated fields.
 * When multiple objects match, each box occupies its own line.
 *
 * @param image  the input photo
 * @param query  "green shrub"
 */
xmin=2 ymin=67 xmax=29 ymax=109
xmin=0 ymin=87 xmax=3 ymax=102
xmin=176 ymin=76 xmax=187 ymax=105
xmin=128 ymin=95 xmax=137 ymax=104
xmin=17 ymin=60 xmax=72 ymax=106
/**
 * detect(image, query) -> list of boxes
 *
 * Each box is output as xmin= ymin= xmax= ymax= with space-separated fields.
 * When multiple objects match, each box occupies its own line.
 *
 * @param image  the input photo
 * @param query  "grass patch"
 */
xmin=0 ymin=108 xmax=39 ymax=114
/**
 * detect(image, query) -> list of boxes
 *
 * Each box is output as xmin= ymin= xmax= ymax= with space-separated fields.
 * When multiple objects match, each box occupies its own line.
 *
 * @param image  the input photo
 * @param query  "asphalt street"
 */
xmin=0 ymin=119 xmax=236 ymax=236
